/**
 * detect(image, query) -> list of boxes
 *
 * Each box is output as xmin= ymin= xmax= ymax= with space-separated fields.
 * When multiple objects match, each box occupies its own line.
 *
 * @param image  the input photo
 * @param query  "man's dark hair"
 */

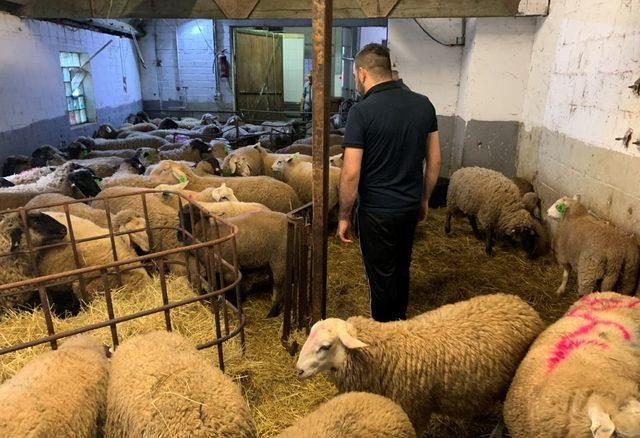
xmin=354 ymin=43 xmax=392 ymax=78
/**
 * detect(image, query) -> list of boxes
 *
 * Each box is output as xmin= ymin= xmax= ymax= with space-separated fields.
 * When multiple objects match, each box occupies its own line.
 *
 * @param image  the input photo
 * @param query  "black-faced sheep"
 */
xmin=0 ymin=211 xmax=67 ymax=312
xmin=547 ymin=195 xmax=640 ymax=296
xmin=504 ymin=292 xmax=640 ymax=437
xmin=25 ymin=194 xmax=113 ymax=229
xmin=296 ymin=293 xmax=544 ymax=434
xmin=1 ymin=154 xmax=31 ymax=177
xmin=277 ymin=392 xmax=416 ymax=438
xmin=445 ymin=167 xmax=537 ymax=256
xmin=0 ymin=335 xmax=109 ymax=437
xmin=105 ymin=331 xmax=256 ymax=437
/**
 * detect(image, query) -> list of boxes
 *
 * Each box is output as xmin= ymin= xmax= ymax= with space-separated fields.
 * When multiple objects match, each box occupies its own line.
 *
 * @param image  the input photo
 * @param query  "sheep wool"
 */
xmin=105 ymin=331 xmax=256 ymax=438
xmin=547 ymin=196 xmax=640 ymax=296
xmin=504 ymin=292 xmax=640 ymax=438
xmin=298 ymin=293 xmax=544 ymax=434
xmin=272 ymin=156 xmax=341 ymax=210
xmin=277 ymin=392 xmax=416 ymax=438
xmin=25 ymin=193 xmax=114 ymax=229
xmin=0 ymin=335 xmax=109 ymax=438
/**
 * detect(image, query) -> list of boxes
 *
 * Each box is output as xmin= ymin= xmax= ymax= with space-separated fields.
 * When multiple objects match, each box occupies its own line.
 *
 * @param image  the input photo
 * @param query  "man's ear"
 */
xmin=336 ymin=323 xmax=368 ymax=349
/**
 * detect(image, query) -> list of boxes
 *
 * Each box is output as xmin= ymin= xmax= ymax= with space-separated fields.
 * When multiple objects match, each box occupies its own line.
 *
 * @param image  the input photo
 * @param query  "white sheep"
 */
xmin=25 ymin=193 xmax=114 ymax=229
xmin=271 ymin=154 xmax=341 ymax=210
xmin=105 ymin=331 xmax=256 ymax=437
xmin=37 ymin=212 xmax=150 ymax=303
xmin=0 ymin=211 xmax=68 ymax=312
xmin=504 ymin=292 xmax=640 ymax=438
xmin=295 ymin=293 xmax=544 ymax=434
xmin=80 ymin=134 xmax=168 ymax=150
xmin=547 ymin=195 xmax=640 ymax=296
xmin=445 ymin=166 xmax=537 ymax=256
xmin=181 ymin=209 xmax=288 ymax=317
xmin=4 ymin=166 xmax=57 ymax=185
xmin=0 ymin=335 xmax=109 ymax=437
xmin=329 ymin=152 xmax=344 ymax=168
xmin=150 ymin=160 xmax=302 ymax=213
xmin=277 ymin=392 xmax=416 ymax=438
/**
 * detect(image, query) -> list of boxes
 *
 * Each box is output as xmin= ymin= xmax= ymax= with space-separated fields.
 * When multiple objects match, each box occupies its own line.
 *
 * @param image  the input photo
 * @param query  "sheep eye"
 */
xmin=318 ymin=344 xmax=331 ymax=352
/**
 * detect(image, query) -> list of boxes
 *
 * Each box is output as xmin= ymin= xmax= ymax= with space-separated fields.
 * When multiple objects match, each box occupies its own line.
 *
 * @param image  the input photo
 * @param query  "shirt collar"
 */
xmin=362 ymin=80 xmax=402 ymax=100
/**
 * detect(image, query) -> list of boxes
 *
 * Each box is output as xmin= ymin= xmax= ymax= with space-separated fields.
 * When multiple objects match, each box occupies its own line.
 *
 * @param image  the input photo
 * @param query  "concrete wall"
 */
xmin=0 ymin=13 xmax=142 ymax=162
xmin=388 ymin=17 xmax=536 ymax=177
xmin=516 ymin=0 xmax=640 ymax=233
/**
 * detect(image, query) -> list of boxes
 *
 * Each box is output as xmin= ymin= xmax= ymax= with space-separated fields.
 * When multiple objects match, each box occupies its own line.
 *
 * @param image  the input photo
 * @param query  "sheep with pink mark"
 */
xmin=295 ymin=293 xmax=544 ymax=435
xmin=504 ymin=292 xmax=640 ymax=438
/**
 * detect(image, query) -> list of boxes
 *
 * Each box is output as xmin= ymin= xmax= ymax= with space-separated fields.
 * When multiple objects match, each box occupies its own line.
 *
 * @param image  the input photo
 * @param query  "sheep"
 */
xmin=1 ymin=154 xmax=31 ymax=177
xmin=31 ymin=144 xmax=67 ymax=167
xmin=100 ymin=164 xmax=173 ymax=189
xmin=78 ymin=134 xmax=168 ymax=151
xmin=277 ymin=392 xmax=416 ymax=438
xmin=136 ymin=138 xmax=211 ymax=165
xmin=293 ymin=133 xmax=344 ymax=146
xmin=90 ymin=186 xmax=187 ymax=273
xmin=93 ymin=123 xmax=119 ymax=139
xmin=0 ymin=163 xmax=101 ymax=211
xmin=25 ymin=194 xmax=114 ymax=229
xmin=504 ymin=292 xmax=640 ymax=438
xmin=0 ymin=211 xmax=67 ymax=312
xmin=4 ymin=166 xmax=56 ymax=185
xmin=194 ymin=158 xmax=223 ymax=176
xmin=295 ymin=293 xmax=545 ymax=434
xmin=271 ymin=154 xmax=341 ymax=210
xmin=223 ymin=144 xmax=312 ymax=177
xmin=68 ymin=157 xmax=127 ymax=179
xmin=157 ymin=192 xmax=270 ymax=218
xmin=37 ymin=211 xmax=150 ymax=303
xmin=125 ymin=111 xmax=151 ymax=125
xmin=105 ymin=331 xmax=256 ymax=438
xmin=65 ymin=141 xmax=137 ymax=160
xmin=329 ymin=152 xmax=343 ymax=168
xmin=0 ymin=335 xmax=109 ymax=438
xmin=445 ymin=166 xmax=538 ymax=256
xmin=150 ymin=160 xmax=302 ymax=213
xmin=0 ymin=178 xmax=13 ymax=188
xmin=547 ymin=195 xmax=640 ymax=296
xmin=211 ymin=140 xmax=229 ymax=160
xmin=276 ymin=143 xmax=344 ymax=157
xmin=181 ymin=209 xmax=288 ymax=317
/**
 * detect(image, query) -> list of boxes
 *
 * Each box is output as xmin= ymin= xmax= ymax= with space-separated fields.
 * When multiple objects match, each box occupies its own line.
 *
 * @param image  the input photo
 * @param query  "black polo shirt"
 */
xmin=343 ymin=80 xmax=438 ymax=212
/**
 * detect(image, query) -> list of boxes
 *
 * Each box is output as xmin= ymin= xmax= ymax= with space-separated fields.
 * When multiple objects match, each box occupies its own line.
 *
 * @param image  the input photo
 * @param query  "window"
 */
xmin=59 ymin=51 xmax=94 ymax=125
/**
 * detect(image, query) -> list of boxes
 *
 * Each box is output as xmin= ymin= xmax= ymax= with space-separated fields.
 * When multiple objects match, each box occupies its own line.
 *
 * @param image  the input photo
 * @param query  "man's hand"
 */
xmin=419 ymin=200 xmax=429 ymax=222
xmin=337 ymin=219 xmax=352 ymax=243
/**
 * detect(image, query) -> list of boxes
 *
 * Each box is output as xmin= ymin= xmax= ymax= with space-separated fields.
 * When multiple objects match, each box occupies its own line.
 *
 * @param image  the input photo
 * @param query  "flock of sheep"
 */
xmin=0 ymin=111 xmax=639 ymax=437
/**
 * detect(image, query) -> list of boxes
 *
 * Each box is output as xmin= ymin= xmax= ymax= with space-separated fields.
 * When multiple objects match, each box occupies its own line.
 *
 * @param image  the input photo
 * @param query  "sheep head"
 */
xmin=296 ymin=318 xmax=368 ymax=379
xmin=586 ymin=394 xmax=640 ymax=438
xmin=271 ymin=154 xmax=298 ymax=174
xmin=1 ymin=212 xmax=67 ymax=252
xmin=211 ymin=183 xmax=238 ymax=202
xmin=547 ymin=195 xmax=586 ymax=221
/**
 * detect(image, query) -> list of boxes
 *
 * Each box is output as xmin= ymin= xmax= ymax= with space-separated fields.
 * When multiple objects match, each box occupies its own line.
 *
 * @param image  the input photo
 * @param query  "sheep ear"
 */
xmin=221 ymin=182 xmax=226 ymax=188
xmin=286 ymin=156 xmax=295 ymax=163
xmin=120 ymin=218 xmax=150 ymax=252
xmin=229 ymin=157 xmax=237 ymax=174
xmin=589 ymin=406 xmax=615 ymax=438
xmin=10 ymin=228 xmax=23 ymax=251
xmin=336 ymin=324 xmax=368 ymax=350
xmin=573 ymin=194 xmax=581 ymax=202
xmin=171 ymin=170 xmax=188 ymax=184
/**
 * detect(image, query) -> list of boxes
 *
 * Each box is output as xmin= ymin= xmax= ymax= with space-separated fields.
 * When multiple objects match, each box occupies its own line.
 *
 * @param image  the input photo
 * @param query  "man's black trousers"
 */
xmin=357 ymin=207 xmax=420 ymax=322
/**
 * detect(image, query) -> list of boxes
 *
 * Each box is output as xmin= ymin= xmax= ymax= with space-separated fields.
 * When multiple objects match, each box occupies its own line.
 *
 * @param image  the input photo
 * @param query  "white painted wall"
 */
xmin=282 ymin=34 xmax=304 ymax=102
xmin=522 ymin=0 xmax=640 ymax=157
xmin=456 ymin=17 xmax=537 ymax=122
xmin=388 ymin=18 xmax=464 ymax=117
xmin=0 ymin=12 xmax=142 ymax=133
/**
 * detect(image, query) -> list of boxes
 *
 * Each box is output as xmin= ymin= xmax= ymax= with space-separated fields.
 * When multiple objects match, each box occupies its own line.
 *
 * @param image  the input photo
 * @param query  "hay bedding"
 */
xmin=0 ymin=208 xmax=576 ymax=437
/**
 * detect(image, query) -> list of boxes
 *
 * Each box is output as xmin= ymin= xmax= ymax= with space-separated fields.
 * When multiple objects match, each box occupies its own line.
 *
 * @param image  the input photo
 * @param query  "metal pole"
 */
xmin=311 ymin=0 xmax=332 ymax=322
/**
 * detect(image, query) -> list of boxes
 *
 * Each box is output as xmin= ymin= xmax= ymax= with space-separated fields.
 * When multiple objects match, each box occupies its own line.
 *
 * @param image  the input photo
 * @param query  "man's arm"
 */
xmin=337 ymin=147 xmax=363 ymax=242
xmin=420 ymin=130 xmax=441 ymax=220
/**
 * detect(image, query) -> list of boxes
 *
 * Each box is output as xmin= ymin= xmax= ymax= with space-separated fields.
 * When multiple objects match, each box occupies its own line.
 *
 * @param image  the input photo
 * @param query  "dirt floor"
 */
xmin=235 ymin=207 xmax=578 ymax=437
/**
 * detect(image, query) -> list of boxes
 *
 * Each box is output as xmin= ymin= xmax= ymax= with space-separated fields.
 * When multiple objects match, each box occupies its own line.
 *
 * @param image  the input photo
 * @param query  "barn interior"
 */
xmin=0 ymin=0 xmax=639 ymax=437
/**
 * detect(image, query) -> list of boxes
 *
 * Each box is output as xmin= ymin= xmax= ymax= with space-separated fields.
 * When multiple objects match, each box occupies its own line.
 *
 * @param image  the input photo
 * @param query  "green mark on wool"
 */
xmin=177 ymin=174 xmax=186 ymax=183
xmin=556 ymin=202 xmax=567 ymax=215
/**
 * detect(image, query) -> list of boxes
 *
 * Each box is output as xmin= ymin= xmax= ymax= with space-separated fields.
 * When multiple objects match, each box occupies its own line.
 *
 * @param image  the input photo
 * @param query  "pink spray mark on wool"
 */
xmin=546 ymin=296 xmax=639 ymax=373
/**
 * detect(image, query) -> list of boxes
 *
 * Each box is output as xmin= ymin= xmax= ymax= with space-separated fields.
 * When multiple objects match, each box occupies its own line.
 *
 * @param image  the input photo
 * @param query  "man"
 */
xmin=338 ymin=43 xmax=441 ymax=322
xmin=301 ymin=74 xmax=312 ymax=121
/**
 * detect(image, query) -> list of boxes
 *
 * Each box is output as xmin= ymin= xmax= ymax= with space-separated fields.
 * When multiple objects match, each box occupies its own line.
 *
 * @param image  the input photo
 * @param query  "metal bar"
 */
xmin=37 ymin=285 xmax=58 ymax=350
xmin=281 ymin=220 xmax=296 ymax=344
xmin=299 ymin=222 xmax=310 ymax=329
xmin=310 ymin=0 xmax=333 ymax=323
xmin=177 ymin=198 xmax=193 ymax=286
xmin=101 ymin=269 xmax=119 ymax=349
xmin=102 ymin=198 xmax=122 ymax=286
xmin=158 ymin=259 xmax=172 ymax=332
xmin=63 ymin=203 xmax=87 ymax=301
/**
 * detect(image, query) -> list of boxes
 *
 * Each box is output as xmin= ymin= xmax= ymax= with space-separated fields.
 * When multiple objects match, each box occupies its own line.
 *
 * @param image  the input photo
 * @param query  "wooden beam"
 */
xmin=214 ymin=0 xmax=259 ymax=19
xmin=15 ymin=0 xmax=549 ymax=19
xmin=310 ymin=0 xmax=332 ymax=323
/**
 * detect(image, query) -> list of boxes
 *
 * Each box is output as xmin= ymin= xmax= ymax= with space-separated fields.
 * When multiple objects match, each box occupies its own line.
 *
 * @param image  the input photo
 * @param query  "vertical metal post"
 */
xmin=311 ymin=0 xmax=333 ymax=323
